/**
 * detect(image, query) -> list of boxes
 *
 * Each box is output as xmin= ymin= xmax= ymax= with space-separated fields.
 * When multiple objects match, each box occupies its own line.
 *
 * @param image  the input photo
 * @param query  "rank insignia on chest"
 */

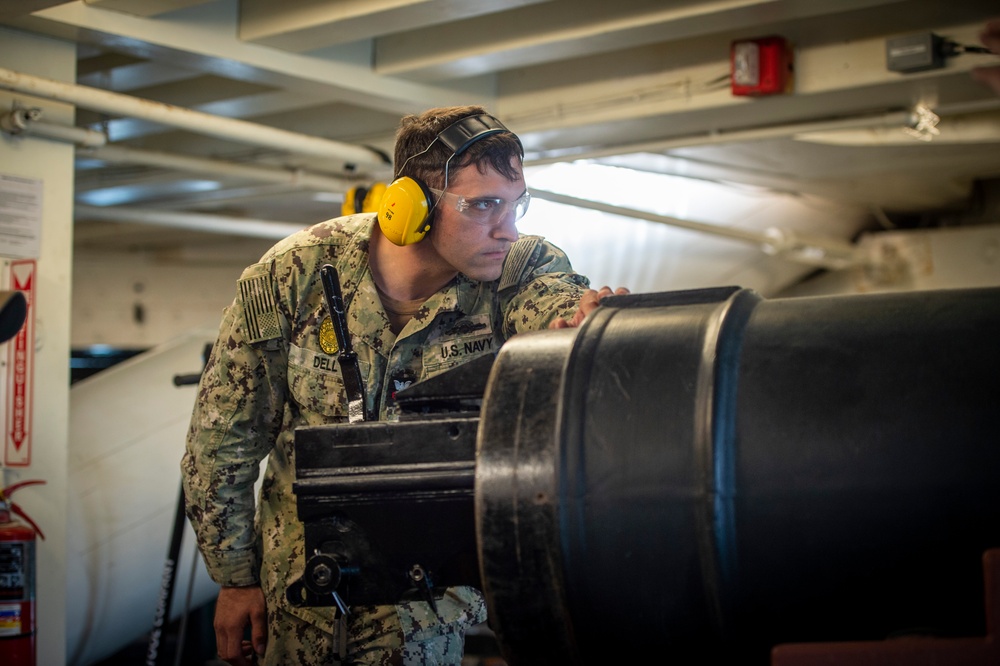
xmin=319 ymin=317 xmax=339 ymax=355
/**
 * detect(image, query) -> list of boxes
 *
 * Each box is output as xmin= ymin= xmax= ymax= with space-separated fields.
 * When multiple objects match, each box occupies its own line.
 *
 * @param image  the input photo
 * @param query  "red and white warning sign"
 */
xmin=4 ymin=259 xmax=35 ymax=466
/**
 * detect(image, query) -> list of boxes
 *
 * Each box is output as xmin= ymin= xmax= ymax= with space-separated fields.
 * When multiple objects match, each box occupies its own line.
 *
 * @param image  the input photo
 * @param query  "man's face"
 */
xmin=427 ymin=157 xmax=524 ymax=282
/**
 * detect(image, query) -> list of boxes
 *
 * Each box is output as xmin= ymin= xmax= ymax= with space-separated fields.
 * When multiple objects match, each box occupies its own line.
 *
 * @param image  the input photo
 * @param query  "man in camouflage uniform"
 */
xmin=182 ymin=105 xmax=623 ymax=665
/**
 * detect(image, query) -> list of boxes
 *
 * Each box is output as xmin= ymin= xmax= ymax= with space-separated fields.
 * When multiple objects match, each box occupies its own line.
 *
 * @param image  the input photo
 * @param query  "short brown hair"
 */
xmin=393 ymin=105 xmax=524 ymax=190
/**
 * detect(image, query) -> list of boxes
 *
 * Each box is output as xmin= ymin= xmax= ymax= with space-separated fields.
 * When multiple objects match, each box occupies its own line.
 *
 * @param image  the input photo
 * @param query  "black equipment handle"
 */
xmin=320 ymin=264 xmax=368 ymax=422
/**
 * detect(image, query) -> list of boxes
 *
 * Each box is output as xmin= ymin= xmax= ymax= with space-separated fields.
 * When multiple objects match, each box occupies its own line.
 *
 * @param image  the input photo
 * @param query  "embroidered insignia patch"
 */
xmin=444 ymin=320 xmax=487 ymax=336
xmin=319 ymin=317 xmax=339 ymax=355
xmin=498 ymin=235 xmax=541 ymax=291
xmin=238 ymin=273 xmax=281 ymax=343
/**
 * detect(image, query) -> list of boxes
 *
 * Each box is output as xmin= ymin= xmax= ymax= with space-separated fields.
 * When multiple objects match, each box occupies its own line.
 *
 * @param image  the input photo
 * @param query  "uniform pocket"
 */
xmin=287 ymin=343 xmax=359 ymax=422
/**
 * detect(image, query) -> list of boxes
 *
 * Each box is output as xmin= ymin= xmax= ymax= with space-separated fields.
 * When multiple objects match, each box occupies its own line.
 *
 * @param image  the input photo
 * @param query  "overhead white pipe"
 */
xmin=29 ymin=120 xmax=108 ymax=147
xmin=0 ymin=66 xmax=389 ymax=169
xmin=86 ymin=144 xmax=356 ymax=191
xmin=145 ymin=183 xmax=332 ymax=211
xmin=75 ymin=204 xmax=307 ymax=240
xmin=1 ymin=106 xmax=107 ymax=146
xmin=3 ymin=107 xmax=358 ymax=191
xmin=529 ymin=188 xmax=863 ymax=270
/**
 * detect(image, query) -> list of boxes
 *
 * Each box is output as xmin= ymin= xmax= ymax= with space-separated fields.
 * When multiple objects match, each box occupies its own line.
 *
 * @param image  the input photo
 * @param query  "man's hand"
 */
xmin=214 ymin=585 xmax=267 ymax=665
xmin=972 ymin=18 xmax=1000 ymax=95
xmin=549 ymin=286 xmax=630 ymax=329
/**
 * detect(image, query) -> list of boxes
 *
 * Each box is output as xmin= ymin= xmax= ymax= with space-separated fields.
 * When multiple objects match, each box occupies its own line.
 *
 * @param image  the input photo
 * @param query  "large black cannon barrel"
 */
xmin=476 ymin=286 xmax=1000 ymax=664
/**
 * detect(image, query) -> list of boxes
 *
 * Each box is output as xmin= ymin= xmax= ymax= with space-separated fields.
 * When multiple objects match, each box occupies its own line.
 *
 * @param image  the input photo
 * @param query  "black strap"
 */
xmin=436 ymin=114 xmax=520 ymax=156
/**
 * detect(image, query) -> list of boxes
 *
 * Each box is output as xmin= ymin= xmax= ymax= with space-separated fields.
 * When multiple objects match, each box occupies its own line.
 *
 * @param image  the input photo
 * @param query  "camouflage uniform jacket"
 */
xmin=181 ymin=213 xmax=590 ymax=642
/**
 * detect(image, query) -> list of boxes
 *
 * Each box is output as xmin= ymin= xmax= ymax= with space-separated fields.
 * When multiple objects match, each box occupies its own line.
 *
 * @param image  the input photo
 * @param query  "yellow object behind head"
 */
xmin=361 ymin=182 xmax=386 ymax=213
xmin=341 ymin=182 xmax=388 ymax=216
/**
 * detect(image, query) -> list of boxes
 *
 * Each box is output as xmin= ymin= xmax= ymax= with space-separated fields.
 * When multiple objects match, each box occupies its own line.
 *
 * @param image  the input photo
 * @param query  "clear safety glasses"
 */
xmin=428 ymin=187 xmax=531 ymax=226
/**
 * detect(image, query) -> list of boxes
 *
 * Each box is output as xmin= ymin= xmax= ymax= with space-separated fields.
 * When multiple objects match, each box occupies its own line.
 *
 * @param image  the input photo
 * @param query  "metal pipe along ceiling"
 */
xmin=1 ymin=106 xmax=108 ymax=147
xmin=74 ymin=204 xmax=307 ymax=240
xmin=2 ymin=108 xmax=357 ymax=191
xmin=0 ymin=66 xmax=389 ymax=170
xmin=86 ymin=145 xmax=356 ymax=191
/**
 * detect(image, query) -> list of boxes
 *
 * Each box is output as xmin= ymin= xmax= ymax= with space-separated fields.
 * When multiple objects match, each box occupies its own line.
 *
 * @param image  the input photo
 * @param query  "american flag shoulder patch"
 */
xmin=498 ymin=235 xmax=542 ymax=291
xmin=238 ymin=271 xmax=282 ymax=343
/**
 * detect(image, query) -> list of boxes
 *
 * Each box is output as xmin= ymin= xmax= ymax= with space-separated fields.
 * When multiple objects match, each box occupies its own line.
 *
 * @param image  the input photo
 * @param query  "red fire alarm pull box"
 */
xmin=731 ymin=36 xmax=793 ymax=96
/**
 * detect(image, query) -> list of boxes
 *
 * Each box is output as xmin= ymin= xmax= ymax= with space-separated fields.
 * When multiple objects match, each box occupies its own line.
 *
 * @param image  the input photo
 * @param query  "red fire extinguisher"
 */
xmin=0 ymin=480 xmax=45 ymax=666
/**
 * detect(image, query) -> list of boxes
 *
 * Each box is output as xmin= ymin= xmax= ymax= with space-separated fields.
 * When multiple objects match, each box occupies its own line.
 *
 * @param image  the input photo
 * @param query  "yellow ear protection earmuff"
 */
xmin=342 ymin=182 xmax=388 ymax=216
xmin=377 ymin=114 xmax=521 ymax=246
xmin=376 ymin=177 xmax=435 ymax=246
xmin=341 ymin=186 xmax=367 ymax=216
xmin=361 ymin=182 xmax=387 ymax=213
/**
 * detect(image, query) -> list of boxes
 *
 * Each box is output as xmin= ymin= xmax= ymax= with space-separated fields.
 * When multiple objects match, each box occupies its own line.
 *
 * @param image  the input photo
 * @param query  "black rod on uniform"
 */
xmin=320 ymin=264 xmax=367 ymax=423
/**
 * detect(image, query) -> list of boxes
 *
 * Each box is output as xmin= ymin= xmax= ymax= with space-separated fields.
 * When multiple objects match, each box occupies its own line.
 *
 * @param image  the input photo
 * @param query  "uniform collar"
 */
xmin=335 ymin=213 xmax=378 ymax=302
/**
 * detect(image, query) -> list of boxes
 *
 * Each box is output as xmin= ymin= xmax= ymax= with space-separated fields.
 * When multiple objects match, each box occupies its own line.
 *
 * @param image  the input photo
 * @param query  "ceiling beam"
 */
xmin=0 ymin=1 xmax=74 ymax=19
xmin=83 ymin=0 xmax=214 ymax=17
xmin=375 ymin=0 xmax=900 ymax=81
xmin=239 ymin=0 xmax=551 ymax=53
